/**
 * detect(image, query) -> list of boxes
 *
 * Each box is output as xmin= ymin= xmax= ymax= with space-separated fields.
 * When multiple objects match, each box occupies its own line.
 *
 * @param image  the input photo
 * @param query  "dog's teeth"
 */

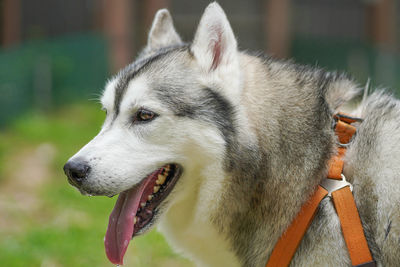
xmin=140 ymin=202 xmax=146 ymax=208
xmin=156 ymin=174 xmax=166 ymax=185
xmin=134 ymin=216 xmax=137 ymax=224
xmin=153 ymin=186 xmax=160 ymax=193
xmin=148 ymin=195 xmax=153 ymax=201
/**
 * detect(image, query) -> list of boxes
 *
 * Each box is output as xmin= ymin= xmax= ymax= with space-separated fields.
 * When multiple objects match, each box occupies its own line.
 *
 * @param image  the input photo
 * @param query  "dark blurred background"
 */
xmin=0 ymin=1 xmax=399 ymax=266
xmin=1 ymin=0 xmax=399 ymax=127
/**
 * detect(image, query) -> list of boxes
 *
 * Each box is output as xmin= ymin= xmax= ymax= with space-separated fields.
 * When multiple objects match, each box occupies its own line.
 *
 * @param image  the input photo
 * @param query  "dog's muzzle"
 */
xmin=63 ymin=158 xmax=91 ymax=187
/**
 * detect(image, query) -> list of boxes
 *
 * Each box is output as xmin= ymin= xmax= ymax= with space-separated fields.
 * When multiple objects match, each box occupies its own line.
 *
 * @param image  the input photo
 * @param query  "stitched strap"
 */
xmin=265 ymin=186 xmax=328 ymax=267
xmin=332 ymin=187 xmax=374 ymax=266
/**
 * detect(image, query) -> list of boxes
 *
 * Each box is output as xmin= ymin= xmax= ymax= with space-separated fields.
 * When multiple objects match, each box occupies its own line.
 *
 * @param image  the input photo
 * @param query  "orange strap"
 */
xmin=327 ymin=147 xmax=346 ymax=179
xmin=335 ymin=120 xmax=357 ymax=144
xmin=265 ymin=113 xmax=375 ymax=267
xmin=332 ymin=187 xmax=374 ymax=266
xmin=265 ymin=186 xmax=328 ymax=267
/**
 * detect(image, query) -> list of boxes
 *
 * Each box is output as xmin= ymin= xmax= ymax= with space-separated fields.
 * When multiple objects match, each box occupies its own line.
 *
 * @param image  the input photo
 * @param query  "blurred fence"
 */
xmin=0 ymin=0 xmax=399 ymax=127
xmin=293 ymin=37 xmax=400 ymax=94
xmin=0 ymin=34 xmax=108 ymax=127
xmin=0 ymin=33 xmax=399 ymax=127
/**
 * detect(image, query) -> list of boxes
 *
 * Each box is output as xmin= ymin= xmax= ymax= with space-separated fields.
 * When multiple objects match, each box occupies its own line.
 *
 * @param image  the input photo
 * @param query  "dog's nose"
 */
xmin=63 ymin=159 xmax=90 ymax=186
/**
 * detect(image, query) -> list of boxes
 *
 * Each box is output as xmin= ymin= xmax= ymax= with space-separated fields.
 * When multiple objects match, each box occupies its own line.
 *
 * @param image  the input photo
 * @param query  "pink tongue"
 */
xmin=104 ymin=169 xmax=161 ymax=265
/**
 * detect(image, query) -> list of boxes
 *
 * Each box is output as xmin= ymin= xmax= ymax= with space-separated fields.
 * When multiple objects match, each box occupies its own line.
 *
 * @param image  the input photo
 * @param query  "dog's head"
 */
xmin=64 ymin=3 xmax=242 ymax=265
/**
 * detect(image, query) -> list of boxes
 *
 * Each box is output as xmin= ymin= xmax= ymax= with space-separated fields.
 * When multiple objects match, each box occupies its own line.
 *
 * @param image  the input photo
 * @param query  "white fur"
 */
xmin=69 ymin=61 xmax=243 ymax=264
xmin=70 ymin=60 xmax=242 ymax=261
xmin=66 ymin=4 xmax=251 ymax=266
xmin=70 ymin=76 xmax=181 ymax=196
xmin=158 ymin=128 xmax=241 ymax=267
xmin=101 ymin=79 xmax=117 ymax=112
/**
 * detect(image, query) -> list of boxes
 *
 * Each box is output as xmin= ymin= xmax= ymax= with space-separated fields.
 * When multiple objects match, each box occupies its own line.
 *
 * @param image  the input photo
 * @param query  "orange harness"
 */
xmin=266 ymin=114 xmax=376 ymax=267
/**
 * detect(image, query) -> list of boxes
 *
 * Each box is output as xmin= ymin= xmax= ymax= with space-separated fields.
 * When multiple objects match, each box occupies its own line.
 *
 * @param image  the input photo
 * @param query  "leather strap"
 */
xmin=335 ymin=120 xmax=356 ymax=144
xmin=330 ymin=115 xmax=374 ymax=266
xmin=332 ymin=187 xmax=374 ymax=266
xmin=327 ymin=147 xmax=346 ymax=180
xmin=265 ymin=186 xmax=328 ymax=267
xmin=265 ymin=113 xmax=375 ymax=267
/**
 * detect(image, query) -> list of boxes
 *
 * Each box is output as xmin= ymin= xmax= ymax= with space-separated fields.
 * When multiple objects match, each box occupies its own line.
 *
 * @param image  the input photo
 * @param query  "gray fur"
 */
xmin=213 ymin=53 xmax=350 ymax=266
xmin=136 ymin=17 xmax=400 ymax=267
xmin=140 ymin=9 xmax=183 ymax=59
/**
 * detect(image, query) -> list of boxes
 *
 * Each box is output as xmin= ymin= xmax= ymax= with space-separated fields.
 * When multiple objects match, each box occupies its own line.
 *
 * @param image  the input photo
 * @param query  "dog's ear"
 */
xmin=147 ymin=9 xmax=182 ymax=51
xmin=191 ymin=3 xmax=238 ymax=72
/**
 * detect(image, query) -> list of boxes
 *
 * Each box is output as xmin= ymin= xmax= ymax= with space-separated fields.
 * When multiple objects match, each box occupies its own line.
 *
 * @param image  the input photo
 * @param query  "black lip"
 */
xmin=132 ymin=164 xmax=182 ymax=237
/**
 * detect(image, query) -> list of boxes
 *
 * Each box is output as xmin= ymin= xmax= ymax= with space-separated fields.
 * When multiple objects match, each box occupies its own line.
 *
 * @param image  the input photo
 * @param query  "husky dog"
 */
xmin=64 ymin=2 xmax=400 ymax=266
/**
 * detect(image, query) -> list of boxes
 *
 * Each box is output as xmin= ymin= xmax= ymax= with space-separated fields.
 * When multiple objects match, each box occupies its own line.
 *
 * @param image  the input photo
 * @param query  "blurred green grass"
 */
xmin=0 ymin=104 xmax=193 ymax=267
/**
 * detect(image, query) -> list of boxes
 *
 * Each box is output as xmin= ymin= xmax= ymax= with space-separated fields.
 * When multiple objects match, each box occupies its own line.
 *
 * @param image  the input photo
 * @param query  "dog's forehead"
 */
xmin=102 ymin=46 xmax=192 ymax=114
xmin=102 ymin=74 xmax=151 ymax=114
xmin=119 ymin=75 xmax=150 ymax=111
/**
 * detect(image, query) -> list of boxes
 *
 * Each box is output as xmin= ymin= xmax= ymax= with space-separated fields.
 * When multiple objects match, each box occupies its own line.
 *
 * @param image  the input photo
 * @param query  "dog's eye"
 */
xmin=134 ymin=109 xmax=157 ymax=123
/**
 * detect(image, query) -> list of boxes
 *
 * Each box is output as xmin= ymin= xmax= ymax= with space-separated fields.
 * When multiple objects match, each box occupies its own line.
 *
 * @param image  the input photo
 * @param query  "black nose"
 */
xmin=63 ymin=159 xmax=90 ymax=186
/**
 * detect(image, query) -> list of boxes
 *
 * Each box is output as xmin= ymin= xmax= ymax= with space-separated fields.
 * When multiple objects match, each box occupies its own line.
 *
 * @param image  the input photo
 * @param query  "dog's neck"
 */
xmin=207 ymin=53 xmax=341 ymax=266
xmin=211 ymin=53 xmax=338 ymax=265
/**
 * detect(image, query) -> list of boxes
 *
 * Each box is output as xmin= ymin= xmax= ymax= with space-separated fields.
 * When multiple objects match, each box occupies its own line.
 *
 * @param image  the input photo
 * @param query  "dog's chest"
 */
xmin=158 ymin=194 xmax=241 ymax=267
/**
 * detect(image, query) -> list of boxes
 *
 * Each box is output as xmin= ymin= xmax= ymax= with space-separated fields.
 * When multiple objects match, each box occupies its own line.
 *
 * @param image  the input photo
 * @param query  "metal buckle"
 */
xmin=338 ymin=142 xmax=351 ymax=148
xmin=320 ymin=174 xmax=353 ymax=197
